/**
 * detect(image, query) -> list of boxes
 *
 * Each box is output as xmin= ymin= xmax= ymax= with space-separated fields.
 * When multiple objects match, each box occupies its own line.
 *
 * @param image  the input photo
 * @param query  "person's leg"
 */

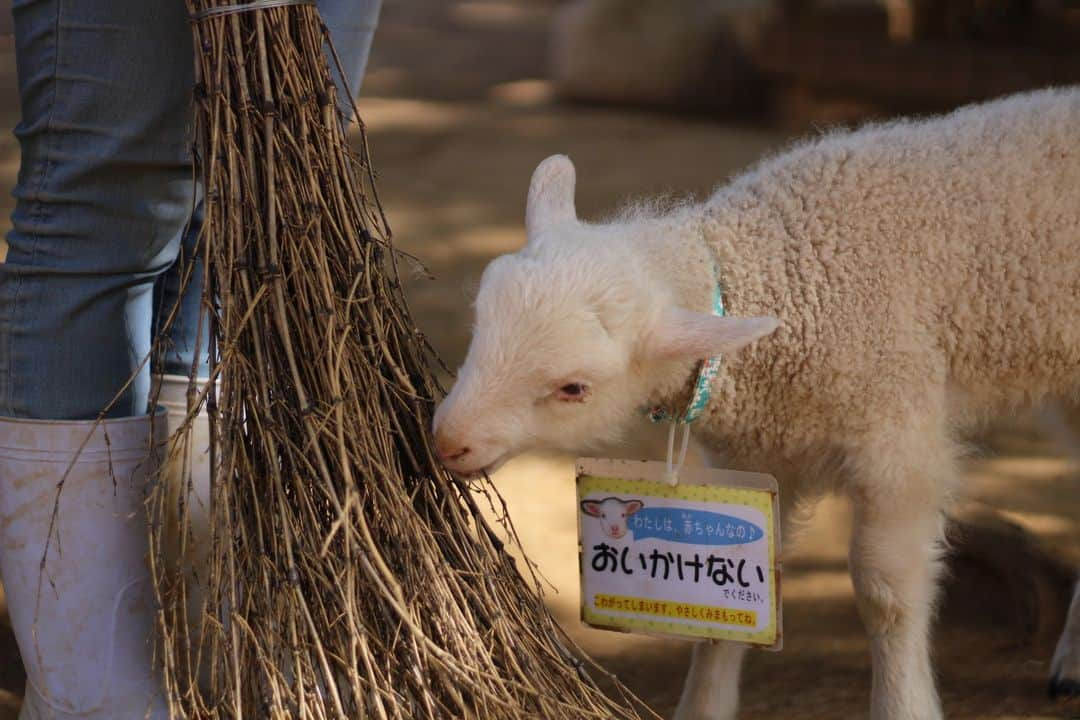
xmin=1 ymin=0 xmax=196 ymax=421
xmin=1 ymin=1 xmax=194 ymax=716
xmin=0 ymin=411 xmax=169 ymax=719
xmin=152 ymin=203 xmax=206 ymax=381
xmin=320 ymin=0 xmax=383 ymax=113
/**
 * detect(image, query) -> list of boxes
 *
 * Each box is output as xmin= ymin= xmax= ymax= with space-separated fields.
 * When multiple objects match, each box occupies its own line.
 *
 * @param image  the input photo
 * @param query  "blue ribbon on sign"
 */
xmin=629 ymin=507 xmax=763 ymax=545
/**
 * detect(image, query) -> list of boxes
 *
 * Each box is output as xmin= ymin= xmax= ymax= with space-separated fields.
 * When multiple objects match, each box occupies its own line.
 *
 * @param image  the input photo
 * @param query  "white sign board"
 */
xmin=576 ymin=458 xmax=782 ymax=649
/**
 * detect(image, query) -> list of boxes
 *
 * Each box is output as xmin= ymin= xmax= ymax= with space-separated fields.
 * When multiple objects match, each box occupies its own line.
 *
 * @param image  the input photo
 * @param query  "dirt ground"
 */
xmin=2 ymin=2 xmax=1080 ymax=718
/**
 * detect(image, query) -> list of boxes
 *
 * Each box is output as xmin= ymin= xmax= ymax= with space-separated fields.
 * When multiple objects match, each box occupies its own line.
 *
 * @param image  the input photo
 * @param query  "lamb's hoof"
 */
xmin=1049 ymin=675 xmax=1080 ymax=700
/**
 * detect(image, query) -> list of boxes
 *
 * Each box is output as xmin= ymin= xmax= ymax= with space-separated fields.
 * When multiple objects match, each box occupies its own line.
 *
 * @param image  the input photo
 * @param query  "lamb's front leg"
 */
xmin=671 ymin=451 xmax=801 ymax=720
xmin=848 ymin=463 xmax=947 ymax=720
xmin=672 ymin=640 xmax=747 ymax=720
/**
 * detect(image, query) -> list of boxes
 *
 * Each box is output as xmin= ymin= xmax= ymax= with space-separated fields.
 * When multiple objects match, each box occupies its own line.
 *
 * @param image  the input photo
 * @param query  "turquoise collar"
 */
xmin=644 ymin=278 xmax=725 ymax=425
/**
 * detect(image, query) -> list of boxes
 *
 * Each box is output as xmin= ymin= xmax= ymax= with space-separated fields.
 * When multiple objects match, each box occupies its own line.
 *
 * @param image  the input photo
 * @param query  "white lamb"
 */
xmin=431 ymin=87 xmax=1080 ymax=719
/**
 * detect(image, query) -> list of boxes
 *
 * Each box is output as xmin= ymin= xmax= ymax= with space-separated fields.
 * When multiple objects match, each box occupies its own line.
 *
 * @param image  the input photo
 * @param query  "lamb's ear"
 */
xmin=580 ymin=500 xmax=602 ymax=517
xmin=526 ymin=154 xmax=577 ymax=240
xmin=645 ymin=308 xmax=779 ymax=361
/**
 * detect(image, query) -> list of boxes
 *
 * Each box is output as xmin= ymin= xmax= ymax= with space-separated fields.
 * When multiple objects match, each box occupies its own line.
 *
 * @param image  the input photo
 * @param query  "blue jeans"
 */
xmin=1 ymin=0 xmax=382 ymax=420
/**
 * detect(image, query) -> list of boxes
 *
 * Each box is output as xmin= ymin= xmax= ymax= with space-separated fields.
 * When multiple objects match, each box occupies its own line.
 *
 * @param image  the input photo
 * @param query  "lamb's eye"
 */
xmin=556 ymin=382 xmax=589 ymax=402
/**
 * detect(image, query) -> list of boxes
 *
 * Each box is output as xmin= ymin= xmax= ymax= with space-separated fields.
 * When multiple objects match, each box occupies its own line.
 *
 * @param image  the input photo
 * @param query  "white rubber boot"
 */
xmin=152 ymin=374 xmax=212 ymax=685
xmin=0 ymin=411 xmax=169 ymax=719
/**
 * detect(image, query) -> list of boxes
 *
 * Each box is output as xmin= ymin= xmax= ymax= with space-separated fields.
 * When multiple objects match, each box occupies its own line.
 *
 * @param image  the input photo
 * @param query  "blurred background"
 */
xmin=3 ymin=0 xmax=1080 ymax=717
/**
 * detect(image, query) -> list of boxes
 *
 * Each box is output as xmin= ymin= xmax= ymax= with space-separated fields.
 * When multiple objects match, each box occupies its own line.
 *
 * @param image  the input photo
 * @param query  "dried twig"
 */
xmin=149 ymin=3 xmax=656 ymax=718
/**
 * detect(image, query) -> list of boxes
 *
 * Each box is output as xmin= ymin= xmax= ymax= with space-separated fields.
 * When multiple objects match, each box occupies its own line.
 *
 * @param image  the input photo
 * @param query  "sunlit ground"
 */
xmin=2 ymin=5 xmax=1080 ymax=717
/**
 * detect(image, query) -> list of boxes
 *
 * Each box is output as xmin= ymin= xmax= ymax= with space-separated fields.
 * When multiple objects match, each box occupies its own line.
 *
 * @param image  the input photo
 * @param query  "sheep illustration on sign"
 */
xmin=580 ymin=497 xmax=643 ymax=539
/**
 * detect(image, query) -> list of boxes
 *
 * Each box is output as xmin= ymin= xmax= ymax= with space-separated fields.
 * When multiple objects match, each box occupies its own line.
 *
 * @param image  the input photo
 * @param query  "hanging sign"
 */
xmin=576 ymin=458 xmax=782 ymax=649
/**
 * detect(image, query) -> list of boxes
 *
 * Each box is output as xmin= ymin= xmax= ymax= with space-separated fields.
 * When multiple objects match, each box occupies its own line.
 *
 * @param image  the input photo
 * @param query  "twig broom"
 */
xmin=149 ymin=1 xmax=656 ymax=718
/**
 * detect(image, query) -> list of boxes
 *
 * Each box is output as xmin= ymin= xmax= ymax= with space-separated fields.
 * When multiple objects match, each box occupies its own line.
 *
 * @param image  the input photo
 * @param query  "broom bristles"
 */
xmin=149 ymin=3 xmax=656 ymax=718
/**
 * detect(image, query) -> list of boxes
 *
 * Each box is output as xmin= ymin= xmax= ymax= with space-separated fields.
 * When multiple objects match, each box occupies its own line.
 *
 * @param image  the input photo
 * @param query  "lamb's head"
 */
xmin=581 ymin=497 xmax=644 ymax=540
xmin=432 ymin=155 xmax=779 ymax=476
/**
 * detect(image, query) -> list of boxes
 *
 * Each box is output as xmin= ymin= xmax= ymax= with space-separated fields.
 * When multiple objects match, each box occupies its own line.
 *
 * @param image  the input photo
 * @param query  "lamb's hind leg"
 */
xmin=1050 ymin=580 xmax=1080 ymax=697
xmin=1043 ymin=400 xmax=1080 ymax=697
xmin=847 ymin=433 xmax=952 ymax=720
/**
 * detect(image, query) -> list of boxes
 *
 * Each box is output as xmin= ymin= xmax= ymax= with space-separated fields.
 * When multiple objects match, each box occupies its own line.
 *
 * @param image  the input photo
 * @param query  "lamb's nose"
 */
xmin=440 ymin=446 xmax=470 ymax=462
xmin=434 ymin=434 xmax=470 ymax=462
